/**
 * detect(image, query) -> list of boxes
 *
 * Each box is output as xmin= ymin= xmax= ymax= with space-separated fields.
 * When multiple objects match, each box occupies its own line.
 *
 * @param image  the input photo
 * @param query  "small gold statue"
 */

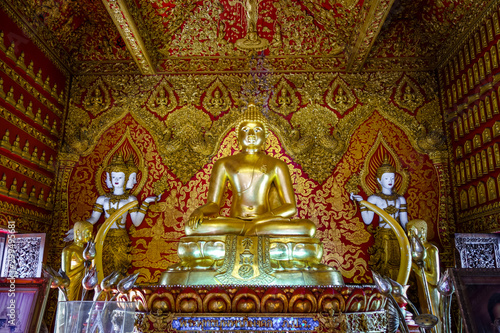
xmin=233 ymin=0 xmax=269 ymax=51
xmin=407 ymin=219 xmax=441 ymax=330
xmin=0 ymin=174 xmax=8 ymax=196
xmin=10 ymin=135 xmax=22 ymax=154
xmin=8 ymin=178 xmax=19 ymax=199
xmin=61 ymin=221 xmax=93 ymax=301
xmin=351 ymin=158 xmax=408 ymax=281
xmin=1 ymin=130 xmax=11 ymax=150
xmin=19 ymin=181 xmax=28 ymax=201
xmin=86 ymin=154 xmax=160 ymax=277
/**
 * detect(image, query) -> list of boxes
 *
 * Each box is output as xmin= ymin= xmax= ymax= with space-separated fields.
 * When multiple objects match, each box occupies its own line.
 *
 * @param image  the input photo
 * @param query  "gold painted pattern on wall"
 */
xmin=66 ymin=108 xmax=440 ymax=283
xmin=64 ymin=72 xmax=444 ymax=184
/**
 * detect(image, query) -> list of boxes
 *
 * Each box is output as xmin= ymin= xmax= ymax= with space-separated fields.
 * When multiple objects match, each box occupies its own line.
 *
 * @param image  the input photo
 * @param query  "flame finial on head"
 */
xmin=376 ymin=156 xmax=396 ymax=179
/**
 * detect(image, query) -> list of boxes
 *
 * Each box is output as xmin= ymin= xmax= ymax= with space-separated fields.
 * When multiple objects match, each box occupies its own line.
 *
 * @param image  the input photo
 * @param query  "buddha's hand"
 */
xmin=350 ymin=193 xmax=363 ymax=202
xmin=188 ymin=208 xmax=205 ymax=230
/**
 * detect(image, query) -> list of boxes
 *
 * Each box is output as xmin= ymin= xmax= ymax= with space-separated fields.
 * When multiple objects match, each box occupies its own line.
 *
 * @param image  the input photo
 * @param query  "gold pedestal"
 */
xmin=159 ymin=235 xmax=344 ymax=286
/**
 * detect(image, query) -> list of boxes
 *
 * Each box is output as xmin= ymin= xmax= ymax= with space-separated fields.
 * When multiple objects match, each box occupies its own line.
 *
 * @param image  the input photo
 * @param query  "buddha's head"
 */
xmin=74 ymin=220 xmax=93 ymax=244
xmin=376 ymin=157 xmax=396 ymax=191
xmin=406 ymin=219 xmax=428 ymax=241
xmin=237 ymin=104 xmax=269 ymax=151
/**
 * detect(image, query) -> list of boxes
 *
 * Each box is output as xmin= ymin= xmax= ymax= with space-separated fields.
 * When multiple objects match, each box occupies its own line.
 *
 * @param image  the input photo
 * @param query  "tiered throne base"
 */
xmin=121 ymin=284 xmax=388 ymax=333
xmin=130 ymin=236 xmax=388 ymax=332
xmin=159 ymin=235 xmax=344 ymax=286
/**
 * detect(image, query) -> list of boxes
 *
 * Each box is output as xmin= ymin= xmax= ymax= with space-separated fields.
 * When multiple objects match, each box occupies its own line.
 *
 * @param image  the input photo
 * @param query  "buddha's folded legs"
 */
xmin=244 ymin=219 xmax=316 ymax=237
xmin=185 ymin=217 xmax=316 ymax=237
xmin=185 ymin=217 xmax=248 ymax=236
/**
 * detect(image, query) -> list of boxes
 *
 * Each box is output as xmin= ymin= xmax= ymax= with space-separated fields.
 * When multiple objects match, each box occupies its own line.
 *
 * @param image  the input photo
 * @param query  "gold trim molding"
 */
xmin=101 ymin=0 xmax=155 ymax=75
xmin=0 ymin=155 xmax=53 ymax=186
xmin=0 ymin=106 xmax=57 ymax=150
xmin=0 ymin=60 xmax=63 ymax=117
xmin=0 ymin=201 xmax=51 ymax=224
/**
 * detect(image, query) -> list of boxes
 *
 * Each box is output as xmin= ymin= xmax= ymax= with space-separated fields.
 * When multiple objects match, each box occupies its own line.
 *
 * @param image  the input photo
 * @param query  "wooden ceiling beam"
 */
xmin=101 ymin=0 xmax=156 ymax=75
xmin=345 ymin=0 xmax=396 ymax=72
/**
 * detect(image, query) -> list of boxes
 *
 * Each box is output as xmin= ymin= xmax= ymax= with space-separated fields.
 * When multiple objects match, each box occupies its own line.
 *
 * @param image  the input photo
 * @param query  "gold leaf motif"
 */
xmin=147 ymin=80 xmax=178 ymax=118
xmin=163 ymin=105 xmax=214 ymax=183
xmin=83 ymin=79 xmax=111 ymax=116
xmin=285 ymin=104 xmax=342 ymax=182
xmin=269 ymin=79 xmax=299 ymax=116
xmin=326 ymin=76 xmax=356 ymax=115
xmin=202 ymin=78 xmax=231 ymax=117
xmin=394 ymin=75 xmax=424 ymax=112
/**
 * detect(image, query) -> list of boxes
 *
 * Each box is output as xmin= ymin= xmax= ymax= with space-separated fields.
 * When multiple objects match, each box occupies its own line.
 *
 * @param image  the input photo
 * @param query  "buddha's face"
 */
xmin=377 ymin=172 xmax=395 ymax=190
xmin=238 ymin=121 xmax=265 ymax=150
xmin=111 ymin=171 xmax=126 ymax=190
xmin=75 ymin=224 xmax=92 ymax=243
xmin=409 ymin=225 xmax=426 ymax=241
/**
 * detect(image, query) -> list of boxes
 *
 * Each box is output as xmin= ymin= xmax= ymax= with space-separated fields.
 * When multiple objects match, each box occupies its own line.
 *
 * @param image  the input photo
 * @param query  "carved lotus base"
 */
xmin=159 ymin=235 xmax=344 ymax=286
xmin=121 ymin=285 xmax=388 ymax=333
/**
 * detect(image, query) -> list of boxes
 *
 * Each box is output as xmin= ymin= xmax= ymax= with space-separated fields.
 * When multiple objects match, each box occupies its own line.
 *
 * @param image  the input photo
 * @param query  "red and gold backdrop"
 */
xmin=0 ymin=9 xmax=69 ymax=324
xmin=440 ymin=4 xmax=500 ymax=233
xmin=0 ymin=8 xmax=68 ymax=263
xmin=61 ymin=70 xmax=448 ymax=284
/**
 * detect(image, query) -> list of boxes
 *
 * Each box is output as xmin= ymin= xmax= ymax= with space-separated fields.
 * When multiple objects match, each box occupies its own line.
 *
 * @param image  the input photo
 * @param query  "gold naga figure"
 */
xmin=160 ymin=105 xmax=344 ymax=286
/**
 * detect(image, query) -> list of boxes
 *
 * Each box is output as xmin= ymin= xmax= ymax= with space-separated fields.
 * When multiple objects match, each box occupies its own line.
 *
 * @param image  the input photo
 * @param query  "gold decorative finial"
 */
xmin=376 ymin=156 xmax=396 ymax=179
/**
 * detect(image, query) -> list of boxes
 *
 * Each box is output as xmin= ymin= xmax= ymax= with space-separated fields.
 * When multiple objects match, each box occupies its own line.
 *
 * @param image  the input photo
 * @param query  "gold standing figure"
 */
xmin=60 ymin=221 xmax=93 ymax=301
xmin=407 ymin=219 xmax=441 ymax=333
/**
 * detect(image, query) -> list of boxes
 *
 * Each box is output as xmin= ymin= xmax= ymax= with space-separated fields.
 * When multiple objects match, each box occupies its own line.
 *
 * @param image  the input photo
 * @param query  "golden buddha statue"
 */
xmin=335 ymin=87 xmax=348 ymax=104
xmin=37 ymin=188 xmax=45 ymax=206
xmin=29 ymin=186 xmax=37 ymax=204
xmin=15 ymin=94 xmax=25 ymax=112
xmin=351 ymin=158 xmax=408 ymax=281
xmin=19 ymin=181 xmax=28 ymax=201
xmin=26 ymin=101 xmax=34 ymax=119
xmin=407 ymin=219 xmax=440 ymax=330
xmin=1 ymin=129 xmax=11 ymax=150
xmin=0 ymin=174 xmax=8 ymax=196
xmin=5 ymin=87 xmax=15 ymax=106
xmin=160 ymin=105 xmax=343 ymax=286
xmin=60 ymin=221 xmax=93 ymax=301
xmin=277 ymin=87 xmax=291 ymax=106
xmin=209 ymin=90 xmax=224 ymax=109
xmin=186 ymin=106 xmax=315 ymax=238
xmin=21 ymin=141 xmax=30 ymax=159
xmin=30 ymin=147 xmax=38 ymax=163
xmin=155 ymin=88 xmax=169 ymax=107
xmin=11 ymin=135 xmax=22 ymax=155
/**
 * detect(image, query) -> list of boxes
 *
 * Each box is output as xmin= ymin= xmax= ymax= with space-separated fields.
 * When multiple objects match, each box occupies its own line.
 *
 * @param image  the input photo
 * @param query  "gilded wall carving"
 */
xmin=65 ymin=71 xmax=444 ymax=184
xmin=440 ymin=2 xmax=500 ymax=232
xmin=64 ymin=70 xmax=446 ymax=282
